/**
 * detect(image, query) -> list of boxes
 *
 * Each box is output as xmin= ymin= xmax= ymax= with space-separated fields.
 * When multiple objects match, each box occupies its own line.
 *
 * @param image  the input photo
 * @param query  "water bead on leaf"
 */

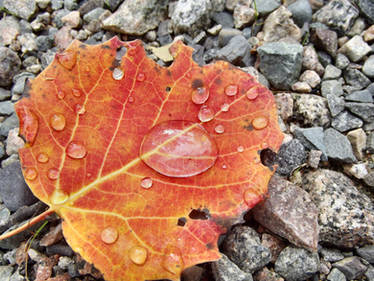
xmin=214 ymin=124 xmax=225 ymax=134
xmin=246 ymin=88 xmax=259 ymax=100
xmin=252 ymin=116 xmax=268 ymax=130
xmin=112 ymin=68 xmax=124 ymax=80
xmin=198 ymin=105 xmax=214 ymax=123
xmin=137 ymin=73 xmax=145 ymax=81
xmin=24 ymin=168 xmax=38 ymax=180
xmin=50 ymin=114 xmax=66 ymax=131
xmin=37 ymin=153 xmax=49 ymax=163
xmin=140 ymin=177 xmax=153 ymax=189
xmin=47 ymin=168 xmax=59 ymax=180
xmin=66 ymin=142 xmax=87 ymax=159
xmin=191 ymin=87 xmax=209 ymax=104
xmin=57 ymin=91 xmax=65 ymax=99
xmin=56 ymin=50 xmax=76 ymax=70
xmin=162 ymin=251 xmax=184 ymax=275
xmin=51 ymin=189 xmax=69 ymax=205
xmin=224 ymin=84 xmax=238 ymax=96
xmin=221 ymin=103 xmax=230 ymax=112
xmin=129 ymin=246 xmax=148 ymax=265
xmin=72 ymin=89 xmax=82 ymax=97
xmin=101 ymin=227 xmax=119 ymax=244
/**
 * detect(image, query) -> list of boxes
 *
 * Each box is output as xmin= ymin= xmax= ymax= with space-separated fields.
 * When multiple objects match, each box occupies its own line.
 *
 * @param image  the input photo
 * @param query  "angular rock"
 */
xmin=311 ymin=28 xmax=338 ymax=56
xmin=0 ymin=88 xmax=11 ymax=101
xmin=308 ymin=150 xmax=322 ymax=168
xmin=292 ymin=94 xmax=330 ymax=127
xmin=223 ymin=226 xmax=271 ymax=273
xmin=326 ymin=94 xmax=344 ymax=117
xmin=364 ymin=172 xmax=374 ymax=187
xmin=324 ymin=128 xmax=356 ymax=163
xmin=339 ymin=35 xmax=371 ymax=62
xmin=332 ymin=111 xmax=363 ymax=133
xmin=345 ymin=89 xmax=373 ymax=103
xmin=0 ymin=113 xmax=19 ymax=137
xmin=0 ymin=47 xmax=21 ymax=87
xmin=0 ymin=266 xmax=13 ymax=280
xmin=343 ymin=163 xmax=368 ymax=180
xmin=335 ymin=53 xmax=350 ymax=69
xmin=212 ymin=254 xmax=253 ymax=281
xmin=291 ymin=81 xmax=311 ymax=93
xmin=357 ymin=0 xmax=374 ymax=24
xmin=356 ymin=245 xmax=374 ymax=264
xmin=6 ymin=128 xmax=24 ymax=156
xmin=262 ymin=6 xmax=301 ymax=43
xmin=318 ymin=51 xmax=332 ymax=67
xmin=347 ymin=128 xmax=367 ymax=160
xmin=0 ymin=16 xmax=20 ymax=46
xmin=275 ymin=139 xmax=307 ymax=176
xmin=299 ymin=70 xmax=320 ymax=88
xmin=327 ymin=268 xmax=346 ymax=281
xmin=274 ymin=93 xmax=293 ymax=121
xmin=302 ymin=169 xmax=374 ymax=247
xmin=258 ymin=42 xmax=303 ymax=90
xmin=367 ymin=132 xmax=374 ymax=153
xmin=102 ymin=0 xmax=167 ymax=35
xmin=323 ymin=65 xmax=342 ymax=80
xmin=233 ymin=5 xmax=255 ymax=29
xmin=345 ymin=102 xmax=374 ymax=123
xmin=216 ymin=35 xmax=251 ymax=66
xmin=54 ymin=26 xmax=73 ymax=51
xmin=213 ymin=12 xmax=234 ymax=27
xmin=333 ymin=257 xmax=367 ymax=280
xmin=274 ymin=247 xmax=319 ymax=281
xmin=0 ymin=101 xmax=14 ymax=116
xmin=363 ymin=55 xmax=374 ymax=78
xmin=253 ymin=175 xmax=319 ymax=250
xmin=3 ymin=0 xmax=37 ymax=20
xmin=321 ymin=80 xmax=343 ymax=97
xmin=287 ymin=0 xmax=312 ymax=27
xmin=312 ymin=0 xmax=359 ymax=33
xmin=343 ymin=68 xmax=371 ymax=90
xmin=320 ymin=248 xmax=344 ymax=262
xmin=261 ymin=233 xmax=286 ymax=263
xmin=302 ymin=45 xmax=324 ymax=76
xmin=254 ymin=267 xmax=284 ymax=281
xmin=254 ymin=0 xmax=281 ymax=16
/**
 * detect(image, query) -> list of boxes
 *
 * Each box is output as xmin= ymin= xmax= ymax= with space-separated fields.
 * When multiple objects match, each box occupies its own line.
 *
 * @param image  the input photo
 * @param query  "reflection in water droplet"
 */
xmin=112 ymin=68 xmax=124 ymax=80
xmin=246 ymin=88 xmax=259 ymax=100
xmin=129 ymin=246 xmax=148 ymax=265
xmin=243 ymin=189 xmax=262 ymax=208
xmin=137 ymin=73 xmax=145 ymax=81
xmin=72 ymin=89 xmax=81 ymax=97
xmin=162 ymin=251 xmax=184 ymax=275
xmin=25 ymin=168 xmax=38 ymax=180
xmin=237 ymin=146 xmax=244 ymax=153
xmin=66 ymin=142 xmax=86 ymax=159
xmin=50 ymin=114 xmax=66 ymax=131
xmin=214 ymin=124 xmax=224 ymax=134
xmin=75 ymin=104 xmax=85 ymax=115
xmin=57 ymin=91 xmax=65 ymax=99
xmin=222 ymin=164 xmax=227 ymax=169
xmin=140 ymin=120 xmax=218 ymax=178
xmin=198 ymin=105 xmax=214 ymax=123
xmin=128 ymin=96 xmax=134 ymax=103
xmin=192 ymin=87 xmax=209 ymax=104
xmin=221 ymin=103 xmax=230 ymax=112
xmin=252 ymin=116 xmax=268 ymax=130
xmin=19 ymin=108 xmax=39 ymax=145
xmin=51 ymin=189 xmax=69 ymax=205
xmin=37 ymin=153 xmax=49 ymax=163
xmin=225 ymin=84 xmax=238 ymax=96
xmin=48 ymin=168 xmax=59 ymax=180
xmin=56 ymin=50 xmax=76 ymax=70
xmin=140 ymin=177 xmax=153 ymax=189
xmin=101 ymin=227 xmax=118 ymax=244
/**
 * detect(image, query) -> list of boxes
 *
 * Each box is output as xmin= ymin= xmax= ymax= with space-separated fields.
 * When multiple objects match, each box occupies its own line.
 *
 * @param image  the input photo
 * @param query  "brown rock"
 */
xmin=364 ymin=25 xmax=374 ymax=42
xmin=54 ymin=26 xmax=73 ymax=51
xmin=347 ymin=128 xmax=367 ymax=161
xmin=254 ymin=267 xmax=284 ymax=281
xmin=46 ymin=273 xmax=71 ymax=281
xmin=40 ymin=223 xmax=63 ymax=247
xmin=311 ymin=28 xmax=338 ymax=57
xmin=275 ymin=93 xmax=293 ymax=121
xmin=0 ymin=16 xmax=20 ymax=46
xmin=253 ymin=174 xmax=319 ymax=251
xmin=261 ymin=233 xmax=286 ymax=263
xmin=302 ymin=45 xmax=324 ymax=76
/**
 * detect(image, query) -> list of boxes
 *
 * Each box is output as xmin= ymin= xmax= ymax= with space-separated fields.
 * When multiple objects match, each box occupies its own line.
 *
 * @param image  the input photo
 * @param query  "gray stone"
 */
xmin=0 ymin=89 xmax=11 ymax=101
xmin=357 ymin=0 xmax=374 ymax=24
xmin=18 ymin=33 xmax=38 ymax=53
xmin=324 ymin=128 xmax=356 ymax=163
xmin=258 ymin=42 xmax=303 ymax=90
xmin=339 ymin=35 xmax=371 ymax=62
xmin=293 ymin=94 xmax=330 ymax=127
xmin=36 ymin=35 xmax=53 ymax=53
xmin=308 ymin=150 xmax=322 ymax=168
xmin=364 ymin=172 xmax=374 ymax=187
xmin=326 ymin=94 xmax=344 ymax=117
xmin=311 ymin=28 xmax=338 ymax=56
xmin=0 ymin=101 xmax=14 ymax=116
xmin=171 ymin=0 xmax=212 ymax=36
xmin=78 ymin=0 xmax=104 ymax=15
xmin=367 ymin=132 xmax=374 ymax=153
xmin=323 ymin=65 xmax=342 ymax=80
xmin=302 ymin=169 xmax=374 ymax=247
xmin=302 ymin=45 xmax=325 ymax=76
xmin=344 ymin=68 xmax=371 ymax=90
xmin=335 ymin=53 xmax=350 ymax=69
xmin=347 ymin=128 xmax=367 ymax=160
xmin=223 ymin=226 xmax=271 ymax=273
xmin=320 ymin=248 xmax=345 ymax=262
xmin=345 ymin=89 xmax=373 ymax=103
xmin=0 ymin=47 xmax=21 ymax=87
xmin=0 ymin=16 xmax=20 ymax=46
xmin=0 ymin=266 xmax=13 ymax=280
xmin=287 ymin=0 xmax=312 ymax=27
xmin=275 ymin=139 xmax=307 ymax=176
xmin=363 ymin=55 xmax=374 ymax=78
xmin=218 ymin=28 xmax=242 ymax=47
xmin=254 ymin=0 xmax=281 ymax=16
xmin=321 ymin=80 xmax=343 ymax=97
xmin=216 ymin=35 xmax=251 ymax=66
xmin=327 ymin=268 xmax=346 ymax=281
xmin=83 ymin=7 xmax=106 ymax=23
xmin=212 ymin=254 xmax=253 ymax=281
xmin=0 ymin=113 xmax=19 ymax=137
xmin=0 ymin=144 xmax=4 ymax=159
xmin=3 ymin=0 xmax=37 ymax=20
xmin=348 ymin=17 xmax=366 ymax=36
xmin=333 ymin=256 xmax=367 ymax=280
xmin=345 ymin=102 xmax=374 ymax=122
xmin=64 ymin=0 xmax=78 ymax=10
xmin=274 ymin=247 xmax=319 ymax=281
xmin=103 ymin=0 xmax=122 ymax=11
xmin=0 ymin=161 xmax=38 ymax=212
xmin=51 ymin=0 xmax=63 ymax=10
xmin=12 ymin=72 xmax=34 ymax=96
xmin=102 ymin=0 xmax=167 ymax=35
xmin=318 ymin=51 xmax=332 ymax=67
xmin=313 ymin=0 xmax=359 ymax=33
xmin=356 ymin=245 xmax=374 ymax=264
xmin=212 ymin=12 xmax=234 ymax=28
xmin=365 ymin=266 xmax=374 ymax=281
xmin=332 ymin=111 xmax=363 ymax=132
xmin=253 ymin=175 xmax=319 ymax=250
xmin=0 ymin=206 xmax=10 ymax=227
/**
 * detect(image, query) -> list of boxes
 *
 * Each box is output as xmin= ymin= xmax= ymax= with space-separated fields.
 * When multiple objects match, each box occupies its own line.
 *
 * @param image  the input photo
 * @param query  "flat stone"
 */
xmin=213 ymin=11 xmax=234 ymax=27
xmin=343 ymin=163 xmax=368 ymax=179
xmin=0 ymin=47 xmax=21 ymax=87
xmin=333 ymin=256 xmax=367 ymax=280
xmin=327 ymin=268 xmax=347 ymax=281
xmin=103 ymin=0 xmax=167 ymax=35
xmin=357 ymin=0 xmax=374 ymax=24
xmin=274 ymin=247 xmax=319 ymax=281
xmin=275 ymin=139 xmax=307 ymax=176
xmin=292 ymin=94 xmax=330 ymax=127
xmin=253 ymin=175 xmax=319 ymax=250
xmin=216 ymin=35 xmax=251 ymax=66
xmin=3 ymin=0 xmax=37 ymax=20
xmin=0 ymin=113 xmax=19 ymax=137
xmin=287 ymin=0 xmax=312 ymax=27
xmin=323 ymin=65 xmax=342 ymax=80
xmin=0 ymin=88 xmax=11 ymax=101
xmin=344 ymin=68 xmax=371 ymax=90
xmin=326 ymin=94 xmax=344 ymax=117
xmin=218 ymin=28 xmax=242 ymax=47
xmin=331 ymin=111 xmax=363 ymax=133
xmin=302 ymin=169 xmax=374 ymax=247
xmin=0 ymin=101 xmax=14 ymax=116
xmin=363 ymin=55 xmax=374 ymax=78
xmin=258 ymin=42 xmax=303 ymax=90
xmin=324 ymin=128 xmax=356 ymax=163
xmin=311 ymin=28 xmax=338 ymax=56
xmin=291 ymin=81 xmax=311 ymax=93
xmin=320 ymin=248 xmax=345 ymax=262
xmin=223 ymin=226 xmax=271 ymax=273
xmin=339 ymin=35 xmax=371 ymax=62
xmin=345 ymin=102 xmax=374 ymax=123
xmin=356 ymin=245 xmax=374 ymax=264
xmin=347 ymin=128 xmax=367 ymax=160
xmin=312 ymin=0 xmax=359 ymax=33
xmin=299 ymin=70 xmax=321 ymax=88
xmin=345 ymin=89 xmax=373 ymax=103
xmin=321 ymin=80 xmax=343 ymax=97
xmin=254 ymin=0 xmax=281 ymax=16
xmin=212 ymin=254 xmax=253 ymax=281
xmin=335 ymin=53 xmax=350 ymax=69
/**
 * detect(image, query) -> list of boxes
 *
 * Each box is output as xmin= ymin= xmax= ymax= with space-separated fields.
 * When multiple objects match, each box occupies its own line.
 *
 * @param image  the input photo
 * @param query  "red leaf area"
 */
xmin=15 ymin=37 xmax=283 ymax=281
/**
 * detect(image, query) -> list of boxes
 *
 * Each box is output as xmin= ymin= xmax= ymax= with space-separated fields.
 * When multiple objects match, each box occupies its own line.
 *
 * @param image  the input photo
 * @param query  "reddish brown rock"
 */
xmin=40 ymin=223 xmax=63 ymax=247
xmin=254 ymin=267 xmax=284 ymax=281
xmin=311 ymin=28 xmax=338 ymax=56
xmin=261 ymin=233 xmax=287 ymax=263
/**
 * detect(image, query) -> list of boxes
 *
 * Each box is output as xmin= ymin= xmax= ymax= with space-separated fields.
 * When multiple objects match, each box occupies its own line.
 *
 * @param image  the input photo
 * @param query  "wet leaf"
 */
xmin=15 ymin=37 xmax=283 ymax=281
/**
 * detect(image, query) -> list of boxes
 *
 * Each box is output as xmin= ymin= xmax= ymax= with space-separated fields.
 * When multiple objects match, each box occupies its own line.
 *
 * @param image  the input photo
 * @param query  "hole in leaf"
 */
xmin=260 ymin=148 xmax=277 ymax=168
xmin=177 ymin=217 xmax=186 ymax=226
xmin=188 ymin=208 xmax=210 ymax=220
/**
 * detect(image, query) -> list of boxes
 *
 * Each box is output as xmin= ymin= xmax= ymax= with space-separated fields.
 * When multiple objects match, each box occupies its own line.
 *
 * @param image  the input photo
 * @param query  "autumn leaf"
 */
xmin=12 ymin=37 xmax=283 ymax=281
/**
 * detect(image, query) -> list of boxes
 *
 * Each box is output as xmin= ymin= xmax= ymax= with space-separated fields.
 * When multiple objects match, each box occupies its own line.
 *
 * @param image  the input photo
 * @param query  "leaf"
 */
xmin=15 ymin=37 xmax=283 ymax=281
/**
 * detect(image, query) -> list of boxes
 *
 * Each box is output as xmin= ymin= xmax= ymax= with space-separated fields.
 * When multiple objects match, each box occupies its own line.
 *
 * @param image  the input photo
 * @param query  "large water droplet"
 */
xmin=72 ymin=89 xmax=81 ymax=97
xmin=140 ymin=177 xmax=153 ymax=189
xmin=66 ymin=142 xmax=86 ymax=159
xmin=51 ymin=189 xmax=69 ymax=205
xmin=56 ymin=50 xmax=76 ymax=70
xmin=140 ymin=120 xmax=218 ymax=178
xmin=24 ymin=168 xmax=38 ymax=180
xmin=225 ymin=84 xmax=238 ymax=96
xmin=37 ymin=153 xmax=49 ymax=163
xmin=162 ymin=250 xmax=184 ymax=275
xmin=246 ymin=88 xmax=259 ymax=100
xmin=101 ymin=227 xmax=118 ymax=244
xmin=50 ymin=114 xmax=66 ymax=131
xmin=112 ymin=68 xmax=124 ymax=80
xmin=198 ymin=105 xmax=214 ymax=123
xmin=214 ymin=124 xmax=225 ymax=134
xmin=137 ymin=73 xmax=145 ymax=81
xmin=18 ymin=107 xmax=38 ymax=145
xmin=48 ymin=168 xmax=59 ymax=180
xmin=129 ymin=246 xmax=148 ymax=265
xmin=221 ymin=103 xmax=230 ymax=112
xmin=243 ymin=189 xmax=262 ymax=208
xmin=191 ymin=87 xmax=209 ymax=104
xmin=252 ymin=116 xmax=268 ymax=130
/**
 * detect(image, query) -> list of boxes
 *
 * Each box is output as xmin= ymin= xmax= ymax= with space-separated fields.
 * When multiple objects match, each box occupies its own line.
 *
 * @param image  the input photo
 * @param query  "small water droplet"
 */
xmin=214 ymin=124 xmax=225 ymax=134
xmin=48 ymin=168 xmax=59 ymax=180
xmin=128 ymin=96 xmax=134 ymax=103
xmin=57 ymin=91 xmax=65 ymax=99
xmin=137 ymin=73 xmax=145 ymax=81
xmin=18 ymin=107 xmax=39 ymax=145
xmin=140 ymin=177 xmax=153 ymax=189
xmin=243 ymin=189 xmax=262 ymax=208
xmin=261 ymin=142 xmax=268 ymax=149
xmin=112 ymin=68 xmax=124 ymax=80
xmin=252 ymin=116 xmax=268 ymax=130
xmin=221 ymin=103 xmax=230 ymax=112
xmin=24 ymin=168 xmax=38 ymax=180
xmin=72 ymin=89 xmax=81 ymax=97
xmin=37 ymin=153 xmax=49 ymax=163
xmin=50 ymin=114 xmax=66 ymax=131
xmin=162 ymin=251 xmax=184 ymax=275
xmin=237 ymin=146 xmax=244 ymax=153
xmin=56 ymin=50 xmax=76 ymax=70
xmin=51 ymin=189 xmax=69 ymax=205
xmin=246 ymin=88 xmax=259 ymax=100
xmin=254 ymin=157 xmax=260 ymax=164
xmin=129 ymin=246 xmax=148 ymax=265
xmin=225 ymin=84 xmax=238 ymax=96
xmin=191 ymin=87 xmax=209 ymax=104
xmin=198 ymin=105 xmax=214 ymax=123
xmin=101 ymin=227 xmax=118 ymax=244
xmin=66 ymin=142 xmax=86 ymax=159
xmin=75 ymin=104 xmax=85 ymax=115
xmin=222 ymin=164 xmax=227 ymax=169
